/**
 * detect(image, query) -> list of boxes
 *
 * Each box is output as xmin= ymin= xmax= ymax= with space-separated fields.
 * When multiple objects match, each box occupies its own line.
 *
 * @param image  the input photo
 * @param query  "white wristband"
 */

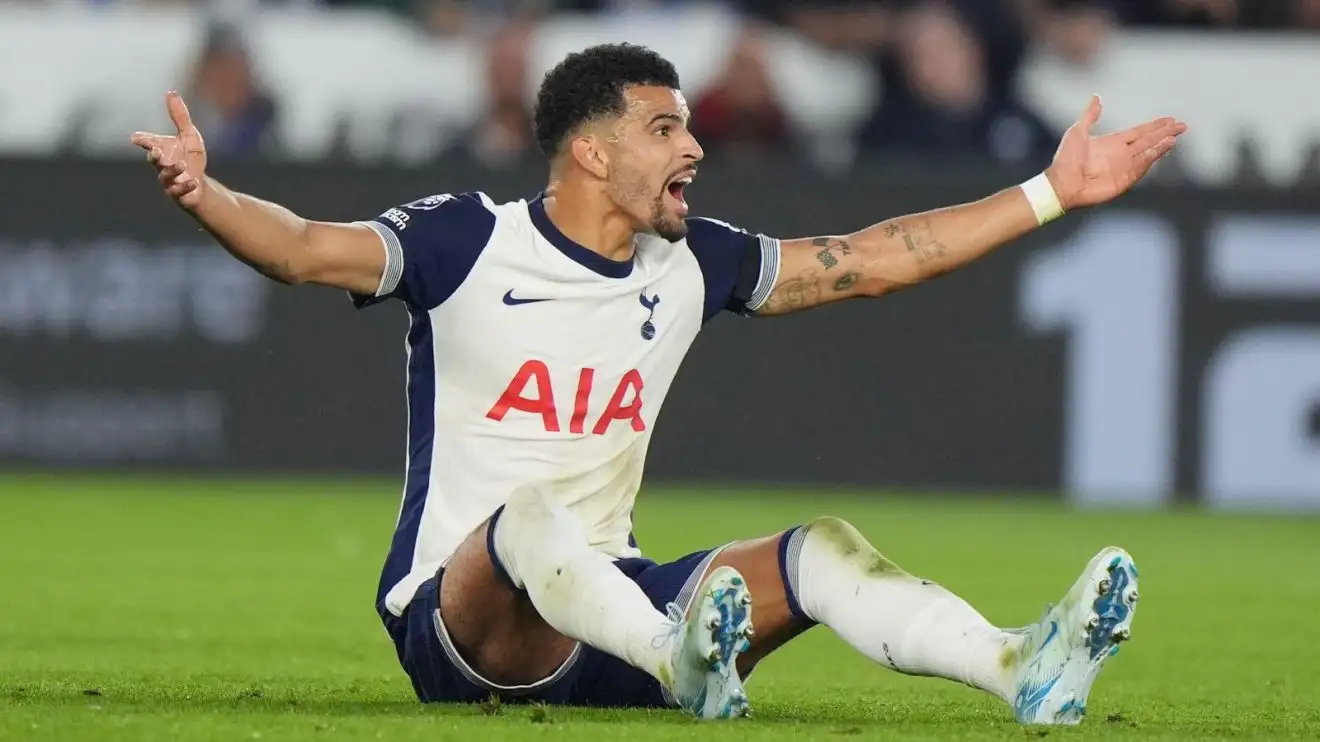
xmin=1020 ymin=172 xmax=1065 ymax=226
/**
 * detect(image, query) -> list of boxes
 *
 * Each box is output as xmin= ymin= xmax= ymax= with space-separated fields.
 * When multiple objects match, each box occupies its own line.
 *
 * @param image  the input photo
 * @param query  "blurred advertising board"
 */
xmin=1 ymin=158 xmax=1315 ymax=509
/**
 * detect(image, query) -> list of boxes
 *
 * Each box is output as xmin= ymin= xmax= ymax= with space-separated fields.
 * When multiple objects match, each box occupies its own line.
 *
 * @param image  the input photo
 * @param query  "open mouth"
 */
xmin=666 ymin=173 xmax=694 ymax=213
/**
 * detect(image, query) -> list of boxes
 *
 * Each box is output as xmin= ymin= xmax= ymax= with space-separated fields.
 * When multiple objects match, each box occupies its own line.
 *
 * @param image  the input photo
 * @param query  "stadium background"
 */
xmin=2 ymin=0 xmax=1317 ymax=509
xmin=3 ymin=2 xmax=1320 ymax=739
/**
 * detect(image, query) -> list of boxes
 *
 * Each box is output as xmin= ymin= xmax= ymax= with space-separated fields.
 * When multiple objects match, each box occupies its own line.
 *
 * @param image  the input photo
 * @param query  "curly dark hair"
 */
xmin=533 ymin=43 xmax=681 ymax=158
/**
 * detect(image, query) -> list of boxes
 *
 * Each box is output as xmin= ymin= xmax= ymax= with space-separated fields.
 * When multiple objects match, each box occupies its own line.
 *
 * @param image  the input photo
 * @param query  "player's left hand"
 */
xmin=1045 ymin=95 xmax=1188 ymax=211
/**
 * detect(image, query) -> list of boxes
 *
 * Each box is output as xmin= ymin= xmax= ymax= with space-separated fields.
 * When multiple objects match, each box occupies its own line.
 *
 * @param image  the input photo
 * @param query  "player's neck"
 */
xmin=541 ymin=186 xmax=637 ymax=264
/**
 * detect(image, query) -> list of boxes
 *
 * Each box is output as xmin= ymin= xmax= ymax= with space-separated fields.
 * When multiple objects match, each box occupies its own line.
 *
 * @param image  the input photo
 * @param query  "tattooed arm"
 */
xmin=755 ymin=96 xmax=1188 ymax=316
xmin=756 ymin=185 xmax=1041 ymax=316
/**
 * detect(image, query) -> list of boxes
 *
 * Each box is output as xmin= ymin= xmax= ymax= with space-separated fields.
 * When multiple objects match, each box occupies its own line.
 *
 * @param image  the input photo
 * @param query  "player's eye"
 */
xmin=656 ymin=125 xmax=671 ymax=137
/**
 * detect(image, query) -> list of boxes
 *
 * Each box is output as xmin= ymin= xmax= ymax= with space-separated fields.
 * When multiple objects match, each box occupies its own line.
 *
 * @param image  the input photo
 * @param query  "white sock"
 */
xmin=789 ymin=517 xmax=1023 ymax=702
xmin=490 ymin=487 xmax=678 ymax=684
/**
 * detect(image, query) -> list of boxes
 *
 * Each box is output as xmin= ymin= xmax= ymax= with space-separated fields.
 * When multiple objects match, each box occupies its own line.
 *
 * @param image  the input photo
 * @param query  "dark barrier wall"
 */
xmin=1 ymin=158 xmax=1317 ymax=508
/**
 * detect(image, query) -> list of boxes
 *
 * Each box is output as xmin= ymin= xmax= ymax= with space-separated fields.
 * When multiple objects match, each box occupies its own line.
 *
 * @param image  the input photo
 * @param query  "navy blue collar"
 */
xmin=528 ymin=194 xmax=634 ymax=279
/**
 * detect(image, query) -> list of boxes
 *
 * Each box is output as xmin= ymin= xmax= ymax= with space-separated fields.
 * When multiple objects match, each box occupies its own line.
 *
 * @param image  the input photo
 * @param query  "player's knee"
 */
xmin=498 ymin=486 xmax=588 ymax=546
xmin=801 ymin=516 xmax=909 ymax=577
xmin=802 ymin=515 xmax=866 ymax=548
xmin=499 ymin=486 xmax=553 ymax=531
xmin=502 ymin=485 xmax=543 ymax=512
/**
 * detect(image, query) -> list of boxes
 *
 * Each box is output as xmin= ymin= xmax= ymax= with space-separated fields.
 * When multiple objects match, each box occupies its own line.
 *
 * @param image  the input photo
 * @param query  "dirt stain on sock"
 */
xmin=807 ymin=516 xmax=906 ymax=577
xmin=999 ymin=644 xmax=1019 ymax=670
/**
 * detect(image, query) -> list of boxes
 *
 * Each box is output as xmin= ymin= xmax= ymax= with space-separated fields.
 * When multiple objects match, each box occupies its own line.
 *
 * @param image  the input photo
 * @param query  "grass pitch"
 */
xmin=1 ymin=475 xmax=1318 ymax=740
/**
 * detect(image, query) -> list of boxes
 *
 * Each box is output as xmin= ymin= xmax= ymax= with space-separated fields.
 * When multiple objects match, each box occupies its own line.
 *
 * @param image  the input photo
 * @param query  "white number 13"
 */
xmin=1019 ymin=213 xmax=1320 ymax=508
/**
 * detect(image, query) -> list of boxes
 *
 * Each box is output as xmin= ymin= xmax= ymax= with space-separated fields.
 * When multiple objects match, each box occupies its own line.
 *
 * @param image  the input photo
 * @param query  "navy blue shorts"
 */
xmin=378 ymin=534 xmax=735 ymax=707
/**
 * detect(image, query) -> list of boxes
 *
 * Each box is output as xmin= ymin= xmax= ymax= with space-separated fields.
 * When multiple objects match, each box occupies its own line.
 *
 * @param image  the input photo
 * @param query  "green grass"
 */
xmin=1 ymin=475 xmax=1318 ymax=740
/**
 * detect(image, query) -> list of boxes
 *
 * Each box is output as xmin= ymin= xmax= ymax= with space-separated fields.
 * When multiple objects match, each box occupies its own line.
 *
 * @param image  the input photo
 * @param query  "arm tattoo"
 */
xmin=833 ymin=272 xmax=860 ymax=292
xmin=812 ymin=236 xmax=852 ymax=270
xmin=761 ymin=238 xmax=864 ymax=314
xmin=253 ymin=258 xmax=296 ymax=284
xmin=888 ymin=219 xmax=947 ymax=264
xmin=229 ymin=249 xmax=297 ymax=284
xmin=762 ymin=270 xmax=823 ymax=313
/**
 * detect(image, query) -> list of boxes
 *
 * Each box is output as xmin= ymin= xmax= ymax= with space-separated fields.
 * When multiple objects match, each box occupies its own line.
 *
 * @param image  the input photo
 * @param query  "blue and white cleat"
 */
xmin=665 ymin=565 xmax=754 ymax=719
xmin=1011 ymin=546 xmax=1140 ymax=725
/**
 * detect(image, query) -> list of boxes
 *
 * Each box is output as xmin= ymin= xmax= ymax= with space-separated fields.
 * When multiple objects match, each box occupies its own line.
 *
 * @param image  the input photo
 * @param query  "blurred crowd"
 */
xmin=32 ymin=0 xmax=1320 ymax=169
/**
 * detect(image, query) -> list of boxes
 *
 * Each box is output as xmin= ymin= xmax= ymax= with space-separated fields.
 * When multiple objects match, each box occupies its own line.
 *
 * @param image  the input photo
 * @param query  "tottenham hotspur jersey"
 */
xmin=351 ymin=192 xmax=781 ymax=617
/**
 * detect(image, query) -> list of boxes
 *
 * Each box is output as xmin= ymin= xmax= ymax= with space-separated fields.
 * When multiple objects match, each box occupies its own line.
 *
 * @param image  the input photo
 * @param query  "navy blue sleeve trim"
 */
xmin=685 ymin=217 xmax=781 ymax=323
xmin=350 ymin=192 xmax=497 ymax=311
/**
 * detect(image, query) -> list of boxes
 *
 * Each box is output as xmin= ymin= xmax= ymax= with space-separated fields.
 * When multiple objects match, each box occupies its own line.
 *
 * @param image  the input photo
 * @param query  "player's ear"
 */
xmin=570 ymin=135 xmax=610 ymax=180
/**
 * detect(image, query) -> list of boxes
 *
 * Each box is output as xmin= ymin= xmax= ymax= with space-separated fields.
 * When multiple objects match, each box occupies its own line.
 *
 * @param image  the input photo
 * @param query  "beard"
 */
xmin=608 ymin=164 xmax=688 ymax=242
xmin=648 ymin=194 xmax=688 ymax=242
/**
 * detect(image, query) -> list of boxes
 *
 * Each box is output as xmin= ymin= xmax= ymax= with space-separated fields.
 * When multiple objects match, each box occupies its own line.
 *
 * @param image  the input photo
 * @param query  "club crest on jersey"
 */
xmin=639 ymin=292 xmax=660 ymax=340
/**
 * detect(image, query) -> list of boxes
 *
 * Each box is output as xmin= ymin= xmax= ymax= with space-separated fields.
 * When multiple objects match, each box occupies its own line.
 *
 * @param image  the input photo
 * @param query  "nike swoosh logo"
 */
xmin=502 ymin=290 xmax=551 ymax=306
xmin=1042 ymin=620 xmax=1059 ymax=649
xmin=1013 ymin=620 xmax=1063 ymax=719
xmin=1015 ymin=673 xmax=1061 ymax=718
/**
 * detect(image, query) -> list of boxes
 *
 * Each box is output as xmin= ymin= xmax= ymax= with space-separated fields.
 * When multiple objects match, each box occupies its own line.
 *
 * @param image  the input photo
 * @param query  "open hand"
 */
xmin=1046 ymin=95 xmax=1188 ymax=211
xmin=131 ymin=91 xmax=208 ymax=210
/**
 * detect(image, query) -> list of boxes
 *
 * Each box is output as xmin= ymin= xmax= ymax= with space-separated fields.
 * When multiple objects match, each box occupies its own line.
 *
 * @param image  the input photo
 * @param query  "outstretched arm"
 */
xmin=755 ymin=96 xmax=1188 ymax=316
xmin=131 ymin=92 xmax=386 ymax=295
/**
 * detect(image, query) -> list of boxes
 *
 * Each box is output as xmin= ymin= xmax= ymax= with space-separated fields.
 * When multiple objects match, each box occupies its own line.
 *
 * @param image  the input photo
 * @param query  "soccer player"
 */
xmin=132 ymin=43 xmax=1182 ymax=724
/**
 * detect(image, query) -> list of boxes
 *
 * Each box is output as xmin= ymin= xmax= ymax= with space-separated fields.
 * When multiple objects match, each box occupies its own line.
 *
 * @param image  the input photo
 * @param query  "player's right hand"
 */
xmin=130 ymin=91 xmax=209 ymax=210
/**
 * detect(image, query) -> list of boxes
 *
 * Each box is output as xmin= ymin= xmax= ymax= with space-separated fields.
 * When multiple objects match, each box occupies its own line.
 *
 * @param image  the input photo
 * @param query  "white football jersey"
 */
xmin=353 ymin=192 xmax=781 ymax=617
